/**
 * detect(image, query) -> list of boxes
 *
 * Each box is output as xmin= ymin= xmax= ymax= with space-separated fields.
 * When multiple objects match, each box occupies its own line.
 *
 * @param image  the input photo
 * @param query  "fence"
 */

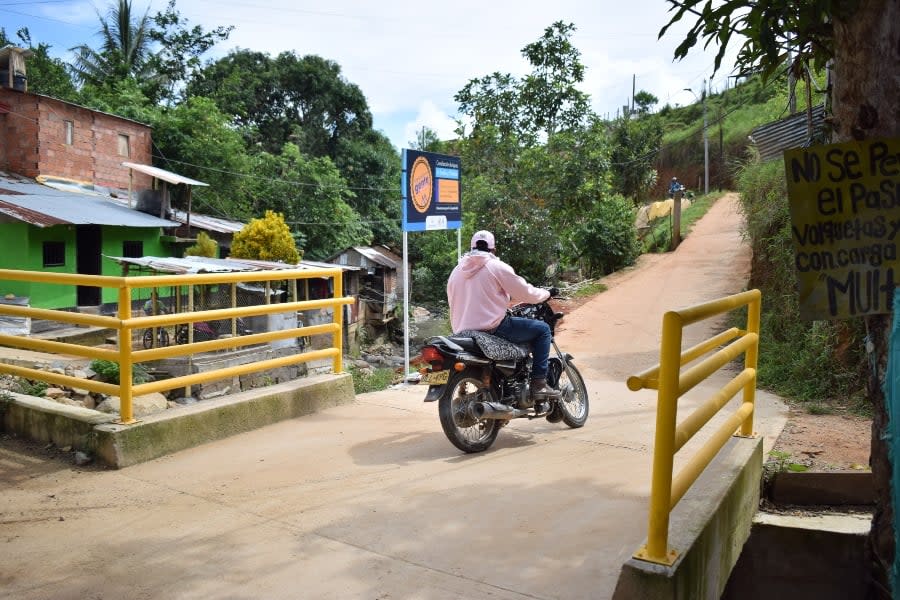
xmin=0 ymin=267 xmax=353 ymax=424
xmin=626 ymin=289 xmax=761 ymax=565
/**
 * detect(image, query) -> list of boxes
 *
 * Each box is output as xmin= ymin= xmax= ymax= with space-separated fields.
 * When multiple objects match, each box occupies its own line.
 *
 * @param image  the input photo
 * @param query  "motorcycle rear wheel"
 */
xmin=557 ymin=362 xmax=589 ymax=428
xmin=438 ymin=371 xmax=500 ymax=453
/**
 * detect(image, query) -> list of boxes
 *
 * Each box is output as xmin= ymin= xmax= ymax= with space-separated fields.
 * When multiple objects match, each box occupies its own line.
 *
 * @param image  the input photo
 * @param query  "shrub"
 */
xmin=184 ymin=231 xmax=218 ymax=258
xmin=566 ymin=194 xmax=640 ymax=277
xmin=736 ymin=157 xmax=866 ymax=403
xmin=349 ymin=366 xmax=395 ymax=394
xmin=89 ymin=360 xmax=152 ymax=385
xmin=231 ymin=210 xmax=301 ymax=264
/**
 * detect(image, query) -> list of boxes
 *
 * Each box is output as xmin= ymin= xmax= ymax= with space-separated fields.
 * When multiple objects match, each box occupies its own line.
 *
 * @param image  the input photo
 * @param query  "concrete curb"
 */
xmin=2 ymin=373 xmax=355 ymax=468
xmin=613 ymin=436 xmax=763 ymax=600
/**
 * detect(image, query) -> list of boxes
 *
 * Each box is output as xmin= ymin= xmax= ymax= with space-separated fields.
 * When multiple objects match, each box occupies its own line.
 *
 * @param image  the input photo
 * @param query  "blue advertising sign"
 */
xmin=401 ymin=149 xmax=461 ymax=232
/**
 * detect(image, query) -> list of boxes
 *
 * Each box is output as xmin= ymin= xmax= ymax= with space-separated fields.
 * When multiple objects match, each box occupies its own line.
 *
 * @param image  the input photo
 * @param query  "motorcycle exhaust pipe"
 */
xmin=470 ymin=401 xmax=527 ymax=420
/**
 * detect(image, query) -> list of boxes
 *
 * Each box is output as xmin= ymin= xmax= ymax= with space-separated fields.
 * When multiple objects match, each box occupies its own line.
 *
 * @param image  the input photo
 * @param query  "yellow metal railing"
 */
xmin=626 ymin=289 xmax=761 ymax=565
xmin=0 ymin=268 xmax=352 ymax=424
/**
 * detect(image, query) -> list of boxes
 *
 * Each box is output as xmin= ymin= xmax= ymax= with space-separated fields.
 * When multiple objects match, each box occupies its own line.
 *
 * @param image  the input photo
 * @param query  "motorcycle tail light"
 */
xmin=421 ymin=346 xmax=443 ymax=368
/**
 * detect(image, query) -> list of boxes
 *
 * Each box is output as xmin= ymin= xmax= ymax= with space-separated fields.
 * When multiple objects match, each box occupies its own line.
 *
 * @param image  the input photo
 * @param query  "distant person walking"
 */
xmin=668 ymin=177 xmax=683 ymax=197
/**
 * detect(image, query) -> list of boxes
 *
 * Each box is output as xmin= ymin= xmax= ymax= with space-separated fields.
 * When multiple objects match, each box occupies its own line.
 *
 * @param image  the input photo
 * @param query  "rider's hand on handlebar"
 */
xmin=547 ymin=287 xmax=560 ymax=298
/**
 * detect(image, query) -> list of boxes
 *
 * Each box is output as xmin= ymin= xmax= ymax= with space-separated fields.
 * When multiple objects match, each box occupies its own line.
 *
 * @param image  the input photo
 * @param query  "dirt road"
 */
xmin=557 ymin=192 xmax=752 ymax=380
xmin=0 ymin=194 xmax=788 ymax=600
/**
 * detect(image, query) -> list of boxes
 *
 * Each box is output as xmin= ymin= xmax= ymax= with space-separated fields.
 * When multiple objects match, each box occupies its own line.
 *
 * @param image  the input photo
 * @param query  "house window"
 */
xmin=63 ymin=120 xmax=74 ymax=145
xmin=118 ymin=133 xmax=130 ymax=157
xmin=123 ymin=240 xmax=143 ymax=258
xmin=42 ymin=241 xmax=65 ymax=267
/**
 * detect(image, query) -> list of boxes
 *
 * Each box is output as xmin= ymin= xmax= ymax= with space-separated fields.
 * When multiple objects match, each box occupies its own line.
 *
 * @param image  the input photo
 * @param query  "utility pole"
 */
xmin=684 ymin=81 xmax=710 ymax=195
xmin=703 ymin=79 xmax=709 ymax=195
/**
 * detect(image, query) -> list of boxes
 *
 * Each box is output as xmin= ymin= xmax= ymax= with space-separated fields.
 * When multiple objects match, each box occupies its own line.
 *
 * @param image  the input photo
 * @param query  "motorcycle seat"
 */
xmin=447 ymin=336 xmax=480 ymax=352
xmin=456 ymin=329 xmax=529 ymax=361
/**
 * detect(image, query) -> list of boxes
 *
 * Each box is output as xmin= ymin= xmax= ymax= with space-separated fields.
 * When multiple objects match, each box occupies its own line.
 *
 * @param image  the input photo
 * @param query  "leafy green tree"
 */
xmin=189 ymin=49 xmax=396 ymax=245
xmin=246 ymin=144 xmax=370 ymax=260
xmin=456 ymin=21 xmax=590 ymax=148
xmin=0 ymin=28 xmax=77 ymax=100
xmin=189 ymin=50 xmax=371 ymax=156
xmin=519 ymin=21 xmax=590 ymax=136
xmin=633 ymin=90 xmax=658 ymax=115
xmin=332 ymin=130 xmax=400 ymax=245
xmin=69 ymin=0 xmax=152 ymax=87
xmin=148 ymin=96 xmax=253 ymax=219
xmin=144 ymin=0 xmax=233 ymax=104
xmin=184 ymin=231 xmax=218 ymax=258
xmin=609 ymin=113 xmax=663 ymax=203
xmin=230 ymin=210 xmax=300 ymax=264
xmin=662 ymin=0 xmax=899 ymax=593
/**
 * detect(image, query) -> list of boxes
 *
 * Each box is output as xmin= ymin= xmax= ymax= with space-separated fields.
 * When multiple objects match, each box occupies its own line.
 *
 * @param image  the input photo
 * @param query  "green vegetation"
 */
xmin=16 ymin=378 xmax=47 ymax=397
xmin=230 ymin=210 xmax=301 ymax=264
xmin=735 ymin=158 xmax=866 ymax=410
xmin=572 ymin=281 xmax=607 ymax=298
xmin=90 ymin=360 xmax=152 ymax=385
xmin=641 ymin=192 xmax=724 ymax=253
xmin=348 ymin=366 xmax=395 ymax=394
xmin=184 ymin=231 xmax=218 ymax=258
xmin=765 ymin=450 xmax=809 ymax=476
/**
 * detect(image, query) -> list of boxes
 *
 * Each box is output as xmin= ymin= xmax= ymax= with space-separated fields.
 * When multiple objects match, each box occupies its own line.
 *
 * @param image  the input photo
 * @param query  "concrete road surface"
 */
xmin=0 ymin=194 xmax=787 ymax=600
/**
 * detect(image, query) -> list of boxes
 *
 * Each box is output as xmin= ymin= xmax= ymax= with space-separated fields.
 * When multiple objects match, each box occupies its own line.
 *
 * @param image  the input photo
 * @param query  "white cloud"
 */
xmin=402 ymin=100 xmax=459 ymax=147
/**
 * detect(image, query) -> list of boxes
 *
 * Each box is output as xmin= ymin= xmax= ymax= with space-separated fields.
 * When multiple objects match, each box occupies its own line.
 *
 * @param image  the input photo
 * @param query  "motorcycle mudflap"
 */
xmin=424 ymin=384 xmax=445 ymax=402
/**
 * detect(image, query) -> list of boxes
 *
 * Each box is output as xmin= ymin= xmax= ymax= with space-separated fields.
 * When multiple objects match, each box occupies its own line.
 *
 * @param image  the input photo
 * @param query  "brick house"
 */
xmin=0 ymin=90 xmax=152 ymax=190
xmin=0 ymin=45 xmax=175 ymax=311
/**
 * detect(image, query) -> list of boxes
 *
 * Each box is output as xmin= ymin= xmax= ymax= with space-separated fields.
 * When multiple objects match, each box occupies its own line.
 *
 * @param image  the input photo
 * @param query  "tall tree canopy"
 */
xmin=69 ymin=0 xmax=152 ymax=86
xmin=188 ymin=50 xmax=372 ymax=156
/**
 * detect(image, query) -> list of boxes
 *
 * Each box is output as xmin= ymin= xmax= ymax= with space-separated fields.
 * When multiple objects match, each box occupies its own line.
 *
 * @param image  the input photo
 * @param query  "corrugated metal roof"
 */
xmin=121 ymin=162 xmax=208 ymax=187
xmin=168 ymin=208 xmax=244 ymax=234
xmin=749 ymin=104 xmax=826 ymax=162
xmin=106 ymin=255 xmax=354 ymax=275
xmin=0 ymin=172 xmax=179 ymax=228
xmin=328 ymin=246 xmax=402 ymax=270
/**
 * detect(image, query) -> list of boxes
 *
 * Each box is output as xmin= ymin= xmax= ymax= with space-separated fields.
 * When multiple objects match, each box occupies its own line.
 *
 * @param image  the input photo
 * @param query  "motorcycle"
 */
xmin=419 ymin=297 xmax=589 ymax=453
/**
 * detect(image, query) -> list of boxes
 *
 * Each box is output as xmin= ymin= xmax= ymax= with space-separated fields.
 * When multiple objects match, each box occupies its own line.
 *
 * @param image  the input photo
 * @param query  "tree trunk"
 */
xmin=832 ymin=2 xmax=900 ymax=597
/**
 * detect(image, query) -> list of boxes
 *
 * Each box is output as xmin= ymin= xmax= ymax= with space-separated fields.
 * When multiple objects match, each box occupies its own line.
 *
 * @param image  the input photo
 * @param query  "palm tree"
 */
xmin=69 ymin=0 xmax=151 ymax=86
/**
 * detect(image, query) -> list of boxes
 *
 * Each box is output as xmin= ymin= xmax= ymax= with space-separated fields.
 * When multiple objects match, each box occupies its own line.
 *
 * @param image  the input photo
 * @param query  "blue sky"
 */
xmin=1 ymin=0 xmax=739 ymax=150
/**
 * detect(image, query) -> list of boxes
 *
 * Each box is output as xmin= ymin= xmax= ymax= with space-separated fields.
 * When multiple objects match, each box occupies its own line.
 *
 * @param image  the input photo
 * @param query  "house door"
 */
xmin=76 ymin=225 xmax=102 ymax=306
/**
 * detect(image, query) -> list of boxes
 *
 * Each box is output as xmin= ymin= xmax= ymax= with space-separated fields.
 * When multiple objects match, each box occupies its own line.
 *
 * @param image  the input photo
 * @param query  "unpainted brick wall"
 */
xmin=0 ymin=89 xmax=40 ymax=176
xmin=0 ymin=90 xmax=151 ymax=189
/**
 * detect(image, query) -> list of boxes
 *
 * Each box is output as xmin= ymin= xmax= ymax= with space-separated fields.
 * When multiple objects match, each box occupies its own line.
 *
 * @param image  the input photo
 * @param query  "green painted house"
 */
xmin=0 ymin=171 xmax=178 ymax=309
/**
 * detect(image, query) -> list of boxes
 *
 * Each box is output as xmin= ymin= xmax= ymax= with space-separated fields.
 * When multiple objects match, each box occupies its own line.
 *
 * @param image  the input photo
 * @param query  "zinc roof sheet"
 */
xmin=0 ymin=173 xmax=179 ymax=228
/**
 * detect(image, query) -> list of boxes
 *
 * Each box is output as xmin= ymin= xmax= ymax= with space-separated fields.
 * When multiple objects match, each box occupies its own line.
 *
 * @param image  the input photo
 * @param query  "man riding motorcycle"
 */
xmin=446 ymin=230 xmax=561 ymax=412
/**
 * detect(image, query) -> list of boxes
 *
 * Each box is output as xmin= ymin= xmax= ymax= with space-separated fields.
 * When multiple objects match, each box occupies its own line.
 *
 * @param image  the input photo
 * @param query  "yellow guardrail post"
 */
xmin=741 ymin=292 xmax=761 ymax=437
xmin=629 ymin=289 xmax=762 ymax=566
xmin=641 ymin=311 xmax=683 ymax=564
xmin=333 ymin=271 xmax=343 ymax=373
xmin=117 ymin=285 xmax=136 ymax=424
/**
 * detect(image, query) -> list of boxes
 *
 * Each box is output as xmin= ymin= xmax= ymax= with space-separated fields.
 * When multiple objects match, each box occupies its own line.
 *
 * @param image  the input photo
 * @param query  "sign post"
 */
xmin=400 ymin=149 xmax=462 ymax=381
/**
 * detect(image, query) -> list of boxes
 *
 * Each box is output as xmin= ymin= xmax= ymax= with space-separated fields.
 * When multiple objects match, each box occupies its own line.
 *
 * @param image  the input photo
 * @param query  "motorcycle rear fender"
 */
xmin=424 ymin=385 xmax=445 ymax=402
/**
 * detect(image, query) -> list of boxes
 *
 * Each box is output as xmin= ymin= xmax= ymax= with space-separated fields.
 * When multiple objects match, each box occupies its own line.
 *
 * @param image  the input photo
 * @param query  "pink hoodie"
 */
xmin=447 ymin=251 xmax=550 ymax=333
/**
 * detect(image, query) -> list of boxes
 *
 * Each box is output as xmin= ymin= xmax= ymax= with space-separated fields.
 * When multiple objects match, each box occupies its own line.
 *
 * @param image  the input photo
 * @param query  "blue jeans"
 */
xmin=492 ymin=315 xmax=552 ymax=379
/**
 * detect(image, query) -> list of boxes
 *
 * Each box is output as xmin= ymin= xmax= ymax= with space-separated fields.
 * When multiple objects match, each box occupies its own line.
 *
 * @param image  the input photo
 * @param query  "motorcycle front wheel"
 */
xmin=438 ymin=370 xmax=500 ymax=453
xmin=557 ymin=362 xmax=589 ymax=428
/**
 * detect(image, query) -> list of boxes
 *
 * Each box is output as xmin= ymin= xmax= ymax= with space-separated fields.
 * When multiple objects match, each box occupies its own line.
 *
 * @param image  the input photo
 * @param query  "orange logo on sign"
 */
xmin=410 ymin=157 xmax=433 ymax=214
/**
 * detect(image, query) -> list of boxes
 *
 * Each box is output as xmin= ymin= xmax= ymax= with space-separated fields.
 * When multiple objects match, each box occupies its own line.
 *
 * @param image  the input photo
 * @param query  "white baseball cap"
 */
xmin=471 ymin=230 xmax=495 ymax=250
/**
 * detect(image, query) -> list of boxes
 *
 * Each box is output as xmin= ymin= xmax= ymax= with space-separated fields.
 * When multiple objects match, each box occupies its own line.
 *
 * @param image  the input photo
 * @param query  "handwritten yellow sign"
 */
xmin=784 ymin=137 xmax=900 ymax=320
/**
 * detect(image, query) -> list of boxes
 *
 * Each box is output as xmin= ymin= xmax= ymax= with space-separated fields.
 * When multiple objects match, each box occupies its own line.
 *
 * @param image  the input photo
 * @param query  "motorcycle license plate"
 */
xmin=421 ymin=370 xmax=450 ymax=385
